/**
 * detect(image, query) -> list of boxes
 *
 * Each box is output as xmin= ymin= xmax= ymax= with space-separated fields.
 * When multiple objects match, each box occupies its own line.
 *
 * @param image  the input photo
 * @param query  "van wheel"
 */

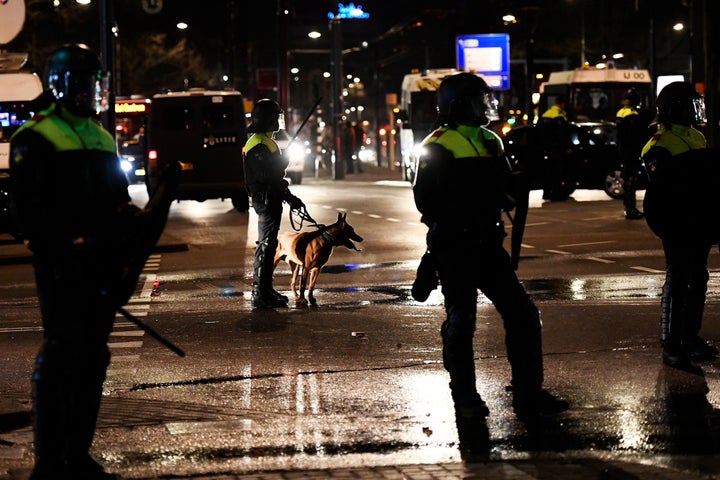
xmin=232 ymin=194 xmax=249 ymax=212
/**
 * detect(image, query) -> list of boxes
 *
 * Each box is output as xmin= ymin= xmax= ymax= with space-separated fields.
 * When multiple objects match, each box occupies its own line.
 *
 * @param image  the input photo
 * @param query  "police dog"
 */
xmin=273 ymin=212 xmax=363 ymax=306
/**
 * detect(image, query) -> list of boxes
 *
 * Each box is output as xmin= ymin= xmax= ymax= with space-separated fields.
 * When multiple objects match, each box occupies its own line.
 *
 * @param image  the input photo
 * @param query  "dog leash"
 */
xmin=289 ymin=205 xmax=323 ymax=232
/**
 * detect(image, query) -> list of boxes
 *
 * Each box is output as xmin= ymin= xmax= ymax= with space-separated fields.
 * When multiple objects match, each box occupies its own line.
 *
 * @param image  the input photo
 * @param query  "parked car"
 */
xmin=118 ymin=139 xmax=146 ymax=184
xmin=503 ymin=121 xmax=645 ymax=200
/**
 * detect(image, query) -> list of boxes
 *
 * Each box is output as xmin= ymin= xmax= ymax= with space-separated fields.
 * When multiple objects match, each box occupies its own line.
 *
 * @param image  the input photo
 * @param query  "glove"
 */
xmin=287 ymin=194 xmax=304 ymax=210
xmin=411 ymin=251 xmax=439 ymax=302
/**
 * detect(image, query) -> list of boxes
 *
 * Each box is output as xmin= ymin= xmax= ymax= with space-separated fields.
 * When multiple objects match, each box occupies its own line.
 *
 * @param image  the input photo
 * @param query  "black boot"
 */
xmin=269 ymin=288 xmax=289 ymax=303
xmin=252 ymin=286 xmax=288 ymax=308
xmin=660 ymin=279 xmax=694 ymax=369
xmin=251 ymin=261 xmax=287 ymax=308
xmin=450 ymin=383 xmax=489 ymax=419
xmin=624 ymin=208 xmax=644 ymax=220
xmin=512 ymin=388 xmax=569 ymax=419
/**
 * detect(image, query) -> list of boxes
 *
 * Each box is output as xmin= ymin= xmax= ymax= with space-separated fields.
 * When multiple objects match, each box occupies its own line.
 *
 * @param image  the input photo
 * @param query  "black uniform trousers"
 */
xmin=251 ymin=193 xmax=283 ymax=291
xmin=661 ymin=237 xmax=712 ymax=346
xmin=31 ymin=248 xmax=117 ymax=467
xmin=432 ymin=229 xmax=544 ymax=401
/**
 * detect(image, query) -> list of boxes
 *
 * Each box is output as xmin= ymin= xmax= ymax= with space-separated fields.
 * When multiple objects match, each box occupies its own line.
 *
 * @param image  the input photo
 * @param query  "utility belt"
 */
xmin=427 ymin=220 xmax=505 ymax=249
xmin=251 ymin=189 xmax=285 ymax=206
xmin=251 ymin=190 xmax=269 ymax=205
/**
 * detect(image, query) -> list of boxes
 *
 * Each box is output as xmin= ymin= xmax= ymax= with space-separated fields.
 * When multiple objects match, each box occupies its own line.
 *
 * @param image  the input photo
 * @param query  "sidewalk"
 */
xmin=308 ymin=162 xmax=406 ymax=184
xmin=131 ymin=459 xmax=716 ymax=480
xmin=4 ymin=457 xmax=715 ymax=479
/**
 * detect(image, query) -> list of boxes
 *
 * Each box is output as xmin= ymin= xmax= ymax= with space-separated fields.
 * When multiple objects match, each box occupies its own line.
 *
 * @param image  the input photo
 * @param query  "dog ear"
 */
xmin=337 ymin=212 xmax=343 ymax=222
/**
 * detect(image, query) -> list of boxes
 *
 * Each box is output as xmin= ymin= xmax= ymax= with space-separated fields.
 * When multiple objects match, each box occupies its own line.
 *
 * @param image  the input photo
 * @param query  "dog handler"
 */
xmin=412 ymin=72 xmax=568 ymax=420
xmin=243 ymin=99 xmax=304 ymax=309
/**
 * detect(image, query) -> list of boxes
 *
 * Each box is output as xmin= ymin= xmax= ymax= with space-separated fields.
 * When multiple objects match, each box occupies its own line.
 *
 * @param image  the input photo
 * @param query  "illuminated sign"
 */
xmin=115 ymin=101 xmax=149 ymax=115
xmin=327 ymin=3 xmax=369 ymax=19
xmin=456 ymin=34 xmax=510 ymax=91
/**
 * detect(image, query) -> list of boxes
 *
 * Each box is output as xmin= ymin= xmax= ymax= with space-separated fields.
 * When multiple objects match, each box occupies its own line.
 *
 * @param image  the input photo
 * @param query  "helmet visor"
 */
xmin=469 ymin=92 xmax=500 ymax=124
xmin=692 ymin=96 xmax=706 ymax=125
xmin=60 ymin=69 xmax=110 ymax=116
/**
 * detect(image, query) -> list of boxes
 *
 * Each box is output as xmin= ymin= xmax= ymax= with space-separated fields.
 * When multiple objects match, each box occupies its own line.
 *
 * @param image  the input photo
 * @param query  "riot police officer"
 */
xmin=413 ymin=72 xmax=568 ymax=420
xmin=10 ymin=44 xmax=132 ymax=480
xmin=616 ymin=88 xmax=651 ymax=219
xmin=540 ymin=95 xmax=568 ymax=124
xmin=243 ymin=99 xmax=304 ymax=309
xmin=642 ymin=81 xmax=719 ymax=369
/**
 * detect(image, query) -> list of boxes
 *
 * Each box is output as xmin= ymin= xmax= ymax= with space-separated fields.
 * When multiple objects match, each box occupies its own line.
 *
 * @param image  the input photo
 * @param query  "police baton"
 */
xmin=289 ymin=97 xmax=322 ymax=145
xmin=118 ymin=307 xmax=186 ymax=357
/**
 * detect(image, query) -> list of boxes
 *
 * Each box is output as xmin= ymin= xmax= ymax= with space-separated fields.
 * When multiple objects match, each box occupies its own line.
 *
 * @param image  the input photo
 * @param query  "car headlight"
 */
xmin=287 ymin=142 xmax=305 ymax=160
xmin=120 ymin=158 xmax=133 ymax=172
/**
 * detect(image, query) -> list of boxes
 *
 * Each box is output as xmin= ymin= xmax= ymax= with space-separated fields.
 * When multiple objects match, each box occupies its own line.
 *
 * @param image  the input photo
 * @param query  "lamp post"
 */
xmin=98 ymin=0 xmax=115 ymax=136
xmin=330 ymin=16 xmax=344 ymax=179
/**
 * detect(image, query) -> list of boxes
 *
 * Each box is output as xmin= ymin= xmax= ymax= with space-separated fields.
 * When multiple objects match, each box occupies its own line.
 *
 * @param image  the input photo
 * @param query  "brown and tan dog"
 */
xmin=273 ymin=212 xmax=363 ymax=306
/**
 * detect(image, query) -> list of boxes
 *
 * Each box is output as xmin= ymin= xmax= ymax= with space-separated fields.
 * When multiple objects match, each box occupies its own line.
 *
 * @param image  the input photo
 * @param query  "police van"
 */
xmin=146 ymin=88 xmax=249 ymax=211
xmin=0 ymin=54 xmax=44 ymax=237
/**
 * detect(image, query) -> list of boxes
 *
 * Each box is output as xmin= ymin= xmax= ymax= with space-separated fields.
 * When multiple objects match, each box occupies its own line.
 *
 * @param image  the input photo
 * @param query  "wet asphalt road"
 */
xmin=1 ymin=170 xmax=720 ymax=478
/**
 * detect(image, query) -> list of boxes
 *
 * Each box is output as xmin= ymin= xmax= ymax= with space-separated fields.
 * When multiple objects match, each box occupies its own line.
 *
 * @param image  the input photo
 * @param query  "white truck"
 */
xmin=398 ymin=68 xmax=475 ymax=183
xmin=538 ymin=67 xmax=653 ymax=123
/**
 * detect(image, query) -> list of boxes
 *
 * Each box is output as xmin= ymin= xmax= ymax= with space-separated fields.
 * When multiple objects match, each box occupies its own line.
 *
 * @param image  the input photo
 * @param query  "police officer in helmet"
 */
xmin=412 ymin=72 xmax=568 ymax=425
xmin=642 ymin=81 xmax=719 ymax=369
xmin=243 ymin=99 xmax=304 ymax=308
xmin=616 ymin=88 xmax=652 ymax=219
xmin=10 ymin=44 xmax=136 ymax=480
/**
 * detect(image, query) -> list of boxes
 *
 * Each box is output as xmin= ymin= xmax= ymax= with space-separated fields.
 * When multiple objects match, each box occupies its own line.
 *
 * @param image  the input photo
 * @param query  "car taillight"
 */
xmin=148 ymin=149 xmax=158 ymax=171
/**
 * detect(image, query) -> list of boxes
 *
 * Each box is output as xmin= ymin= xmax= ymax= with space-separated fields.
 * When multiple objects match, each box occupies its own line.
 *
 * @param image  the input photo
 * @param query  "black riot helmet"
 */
xmin=247 ymin=98 xmax=282 ymax=133
xmin=656 ymin=81 xmax=706 ymax=127
xmin=436 ymin=72 xmax=499 ymax=127
xmin=622 ymin=88 xmax=640 ymax=109
xmin=44 ymin=44 xmax=109 ymax=117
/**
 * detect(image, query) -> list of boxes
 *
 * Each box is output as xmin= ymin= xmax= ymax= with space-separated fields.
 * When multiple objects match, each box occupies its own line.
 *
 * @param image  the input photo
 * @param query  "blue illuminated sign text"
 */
xmin=328 ymin=3 xmax=370 ymax=19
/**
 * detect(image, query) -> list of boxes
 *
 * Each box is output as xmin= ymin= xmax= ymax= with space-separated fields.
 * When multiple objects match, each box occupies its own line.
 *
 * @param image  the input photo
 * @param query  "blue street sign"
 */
xmin=456 ymin=34 xmax=510 ymax=91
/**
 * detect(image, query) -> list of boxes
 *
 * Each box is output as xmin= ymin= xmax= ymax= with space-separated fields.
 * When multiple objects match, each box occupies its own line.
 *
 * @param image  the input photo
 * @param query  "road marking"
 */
xmin=631 ymin=266 xmax=664 ymax=273
xmin=111 ymin=354 xmax=141 ymax=362
xmin=558 ymin=240 xmax=617 ymax=248
xmin=111 ymin=330 xmax=145 ymax=337
xmin=587 ymin=256 xmax=616 ymax=264
xmin=0 ymin=326 xmax=42 ymax=333
xmin=583 ymin=215 xmax=619 ymax=221
xmin=367 ymin=214 xmax=381 ymax=219
xmin=386 ymin=217 xmax=400 ymax=222
xmin=108 ymin=341 xmax=144 ymax=349
xmin=546 ymin=249 xmax=572 ymax=255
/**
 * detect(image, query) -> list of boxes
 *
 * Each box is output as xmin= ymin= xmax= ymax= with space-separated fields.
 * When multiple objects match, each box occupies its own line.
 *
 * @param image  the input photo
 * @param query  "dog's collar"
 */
xmin=321 ymin=230 xmax=336 ymax=244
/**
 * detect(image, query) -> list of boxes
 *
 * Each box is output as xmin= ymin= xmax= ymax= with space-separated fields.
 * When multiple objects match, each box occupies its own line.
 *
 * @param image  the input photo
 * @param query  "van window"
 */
xmin=163 ymin=106 xmax=195 ymax=131
xmin=202 ymin=105 xmax=234 ymax=129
